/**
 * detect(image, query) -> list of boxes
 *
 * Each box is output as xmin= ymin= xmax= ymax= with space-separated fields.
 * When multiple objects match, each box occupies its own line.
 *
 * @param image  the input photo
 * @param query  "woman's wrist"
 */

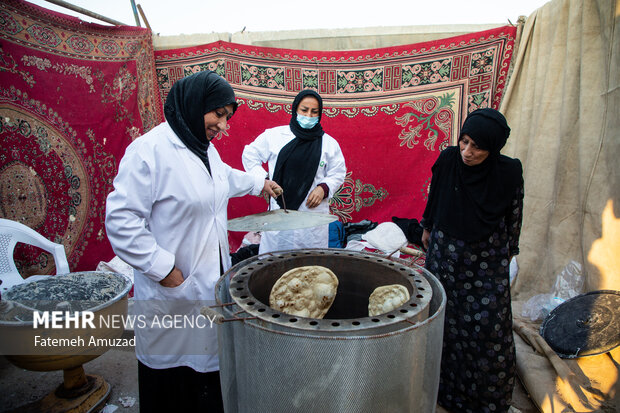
xmin=317 ymin=183 xmax=329 ymax=199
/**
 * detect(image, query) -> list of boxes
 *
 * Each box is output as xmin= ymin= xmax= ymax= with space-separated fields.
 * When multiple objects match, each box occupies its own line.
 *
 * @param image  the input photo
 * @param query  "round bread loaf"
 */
xmin=269 ymin=266 xmax=338 ymax=319
xmin=368 ymin=284 xmax=410 ymax=316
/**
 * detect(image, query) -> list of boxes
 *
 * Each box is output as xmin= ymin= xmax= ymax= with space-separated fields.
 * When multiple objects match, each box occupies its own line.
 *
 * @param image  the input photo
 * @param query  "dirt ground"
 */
xmin=1 ymin=339 xmax=538 ymax=413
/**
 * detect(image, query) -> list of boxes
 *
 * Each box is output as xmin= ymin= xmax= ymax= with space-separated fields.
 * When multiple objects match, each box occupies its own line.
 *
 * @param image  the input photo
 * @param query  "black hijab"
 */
xmin=272 ymin=90 xmax=324 ymax=210
xmin=422 ymin=108 xmax=523 ymax=241
xmin=163 ymin=71 xmax=238 ymax=174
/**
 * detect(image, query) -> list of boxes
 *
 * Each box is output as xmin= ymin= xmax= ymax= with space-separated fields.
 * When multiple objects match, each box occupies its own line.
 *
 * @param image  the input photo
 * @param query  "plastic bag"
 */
xmin=551 ymin=260 xmax=583 ymax=301
xmin=509 ymin=256 xmax=518 ymax=287
xmin=361 ymin=222 xmax=408 ymax=254
xmin=521 ymin=260 xmax=583 ymax=321
xmin=521 ymin=294 xmax=566 ymax=321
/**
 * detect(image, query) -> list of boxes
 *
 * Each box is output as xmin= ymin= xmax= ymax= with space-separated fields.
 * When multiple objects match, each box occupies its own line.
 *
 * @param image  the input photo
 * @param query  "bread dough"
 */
xmin=269 ymin=266 xmax=338 ymax=319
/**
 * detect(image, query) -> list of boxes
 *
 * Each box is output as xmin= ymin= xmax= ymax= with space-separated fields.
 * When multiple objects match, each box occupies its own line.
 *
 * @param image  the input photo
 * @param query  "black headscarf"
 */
xmin=422 ymin=108 xmax=523 ymax=241
xmin=163 ymin=71 xmax=238 ymax=174
xmin=272 ymin=90 xmax=324 ymax=210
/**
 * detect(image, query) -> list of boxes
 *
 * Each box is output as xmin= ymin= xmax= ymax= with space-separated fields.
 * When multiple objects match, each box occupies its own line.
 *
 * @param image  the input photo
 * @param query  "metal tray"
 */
xmin=539 ymin=290 xmax=620 ymax=358
xmin=227 ymin=209 xmax=337 ymax=232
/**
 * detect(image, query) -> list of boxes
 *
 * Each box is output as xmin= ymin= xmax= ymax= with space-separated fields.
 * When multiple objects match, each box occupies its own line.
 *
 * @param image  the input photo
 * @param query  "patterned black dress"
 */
xmin=425 ymin=184 xmax=523 ymax=413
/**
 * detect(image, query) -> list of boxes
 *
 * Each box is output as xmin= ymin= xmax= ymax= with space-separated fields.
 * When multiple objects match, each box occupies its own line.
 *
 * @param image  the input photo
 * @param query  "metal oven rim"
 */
xmin=217 ymin=249 xmax=435 ymax=333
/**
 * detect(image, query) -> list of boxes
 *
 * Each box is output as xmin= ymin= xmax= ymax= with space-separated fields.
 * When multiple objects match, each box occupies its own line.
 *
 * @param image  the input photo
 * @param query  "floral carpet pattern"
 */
xmin=154 ymin=28 xmax=516 ymax=249
xmin=0 ymin=0 xmax=162 ymax=275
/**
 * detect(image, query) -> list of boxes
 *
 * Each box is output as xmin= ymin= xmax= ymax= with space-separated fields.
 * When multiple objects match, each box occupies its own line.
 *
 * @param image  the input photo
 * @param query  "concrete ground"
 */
xmin=0 ymin=334 xmax=538 ymax=413
xmin=0 ymin=346 xmax=139 ymax=413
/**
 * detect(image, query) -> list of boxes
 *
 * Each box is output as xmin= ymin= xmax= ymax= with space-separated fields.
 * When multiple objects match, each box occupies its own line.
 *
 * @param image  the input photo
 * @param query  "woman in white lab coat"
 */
xmin=105 ymin=71 xmax=281 ymax=412
xmin=242 ymin=90 xmax=346 ymax=254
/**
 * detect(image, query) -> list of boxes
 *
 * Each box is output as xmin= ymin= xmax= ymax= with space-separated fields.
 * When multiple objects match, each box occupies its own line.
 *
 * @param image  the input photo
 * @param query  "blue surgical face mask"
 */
xmin=297 ymin=115 xmax=319 ymax=129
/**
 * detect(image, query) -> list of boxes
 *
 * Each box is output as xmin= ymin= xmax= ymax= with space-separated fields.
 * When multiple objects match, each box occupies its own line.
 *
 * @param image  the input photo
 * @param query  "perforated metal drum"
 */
xmin=215 ymin=249 xmax=446 ymax=413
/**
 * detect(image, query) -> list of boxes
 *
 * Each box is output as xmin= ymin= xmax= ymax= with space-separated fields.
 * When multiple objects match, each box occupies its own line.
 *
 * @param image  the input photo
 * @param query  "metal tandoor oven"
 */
xmin=215 ymin=249 xmax=446 ymax=413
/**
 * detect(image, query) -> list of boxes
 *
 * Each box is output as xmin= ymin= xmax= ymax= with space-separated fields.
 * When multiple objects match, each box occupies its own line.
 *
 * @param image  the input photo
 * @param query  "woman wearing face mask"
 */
xmin=242 ymin=89 xmax=346 ymax=254
xmin=105 ymin=71 xmax=281 ymax=412
xmin=421 ymin=108 xmax=524 ymax=413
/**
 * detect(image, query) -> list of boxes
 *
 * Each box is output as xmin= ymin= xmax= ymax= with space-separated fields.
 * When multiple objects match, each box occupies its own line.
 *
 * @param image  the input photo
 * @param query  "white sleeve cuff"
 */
xmin=145 ymin=248 xmax=175 ymax=282
xmin=251 ymin=174 xmax=265 ymax=196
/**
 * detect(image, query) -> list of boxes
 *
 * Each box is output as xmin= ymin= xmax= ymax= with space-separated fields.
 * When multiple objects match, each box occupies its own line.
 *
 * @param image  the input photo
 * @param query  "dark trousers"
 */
xmin=137 ymin=361 xmax=224 ymax=412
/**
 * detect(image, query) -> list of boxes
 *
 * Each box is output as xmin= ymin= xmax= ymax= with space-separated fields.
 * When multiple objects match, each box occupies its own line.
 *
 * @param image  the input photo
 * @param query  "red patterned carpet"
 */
xmin=0 ymin=0 xmax=516 ymax=273
xmin=0 ymin=0 xmax=162 ymax=275
xmin=154 ymin=28 xmax=517 ymax=250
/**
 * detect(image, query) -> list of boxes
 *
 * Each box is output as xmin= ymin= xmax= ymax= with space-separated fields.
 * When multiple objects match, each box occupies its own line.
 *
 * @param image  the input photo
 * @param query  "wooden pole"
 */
xmin=43 ymin=0 xmax=129 ymax=26
xmin=130 ymin=0 xmax=141 ymax=27
xmin=137 ymin=4 xmax=151 ymax=30
xmin=513 ymin=319 xmax=575 ymax=381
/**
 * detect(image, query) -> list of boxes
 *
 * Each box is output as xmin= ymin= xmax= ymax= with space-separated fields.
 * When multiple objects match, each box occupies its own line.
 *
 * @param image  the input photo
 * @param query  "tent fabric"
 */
xmin=154 ymin=27 xmax=517 ymax=250
xmin=513 ymin=318 xmax=620 ymax=412
xmin=502 ymin=0 xmax=619 ymax=410
xmin=500 ymin=0 xmax=620 ymax=298
xmin=0 ymin=0 xmax=163 ymax=274
xmin=153 ymin=24 xmax=506 ymax=51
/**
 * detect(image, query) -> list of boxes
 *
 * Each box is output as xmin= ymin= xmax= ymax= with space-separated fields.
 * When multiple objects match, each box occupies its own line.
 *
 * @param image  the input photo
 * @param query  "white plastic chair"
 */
xmin=0 ymin=218 xmax=70 ymax=293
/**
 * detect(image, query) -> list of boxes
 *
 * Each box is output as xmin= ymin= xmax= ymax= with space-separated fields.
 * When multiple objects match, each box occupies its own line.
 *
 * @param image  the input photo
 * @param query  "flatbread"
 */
xmin=368 ymin=284 xmax=410 ymax=316
xmin=269 ymin=266 xmax=338 ymax=319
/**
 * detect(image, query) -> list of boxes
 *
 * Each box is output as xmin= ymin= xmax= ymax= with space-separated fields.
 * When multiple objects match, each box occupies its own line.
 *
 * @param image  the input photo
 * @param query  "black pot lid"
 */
xmin=539 ymin=290 xmax=620 ymax=359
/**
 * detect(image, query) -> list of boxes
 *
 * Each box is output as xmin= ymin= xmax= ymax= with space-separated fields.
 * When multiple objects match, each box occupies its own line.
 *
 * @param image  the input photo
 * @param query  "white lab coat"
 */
xmin=105 ymin=122 xmax=264 ymax=372
xmin=242 ymin=125 xmax=346 ymax=253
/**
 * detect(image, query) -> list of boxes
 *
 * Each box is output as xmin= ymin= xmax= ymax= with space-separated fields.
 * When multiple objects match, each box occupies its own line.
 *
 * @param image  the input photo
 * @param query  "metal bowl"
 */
xmin=0 ymin=271 xmax=132 ymax=371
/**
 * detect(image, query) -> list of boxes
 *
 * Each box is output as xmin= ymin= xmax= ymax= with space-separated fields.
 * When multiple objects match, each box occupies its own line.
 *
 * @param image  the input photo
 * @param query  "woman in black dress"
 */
xmin=421 ymin=108 xmax=524 ymax=413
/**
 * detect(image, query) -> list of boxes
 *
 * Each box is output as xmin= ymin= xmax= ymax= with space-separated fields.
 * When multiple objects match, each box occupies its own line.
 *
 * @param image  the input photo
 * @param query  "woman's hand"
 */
xmin=159 ymin=266 xmax=184 ymax=288
xmin=306 ymin=186 xmax=325 ymax=209
xmin=422 ymin=229 xmax=430 ymax=251
xmin=261 ymin=180 xmax=282 ymax=198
